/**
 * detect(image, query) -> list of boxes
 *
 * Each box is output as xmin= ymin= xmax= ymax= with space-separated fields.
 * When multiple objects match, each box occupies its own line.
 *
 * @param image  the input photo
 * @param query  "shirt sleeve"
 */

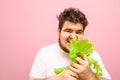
xmin=29 ymin=49 xmax=47 ymax=78
xmin=90 ymin=50 xmax=112 ymax=80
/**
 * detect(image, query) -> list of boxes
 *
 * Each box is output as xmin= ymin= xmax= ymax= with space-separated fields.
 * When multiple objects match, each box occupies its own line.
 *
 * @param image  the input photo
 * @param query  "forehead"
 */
xmin=62 ymin=21 xmax=83 ymax=30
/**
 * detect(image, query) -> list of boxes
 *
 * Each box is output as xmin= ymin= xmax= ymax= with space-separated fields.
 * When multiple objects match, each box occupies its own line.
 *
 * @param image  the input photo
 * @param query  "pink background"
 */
xmin=0 ymin=0 xmax=120 ymax=80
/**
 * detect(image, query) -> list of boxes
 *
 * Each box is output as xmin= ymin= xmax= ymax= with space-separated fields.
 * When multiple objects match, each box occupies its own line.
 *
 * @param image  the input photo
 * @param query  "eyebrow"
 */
xmin=64 ymin=28 xmax=83 ymax=31
xmin=76 ymin=29 xmax=83 ymax=31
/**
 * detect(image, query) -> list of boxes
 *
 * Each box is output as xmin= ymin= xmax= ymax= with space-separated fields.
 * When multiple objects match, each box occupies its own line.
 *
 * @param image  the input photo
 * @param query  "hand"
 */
xmin=54 ymin=70 xmax=79 ymax=80
xmin=69 ymin=54 xmax=96 ymax=80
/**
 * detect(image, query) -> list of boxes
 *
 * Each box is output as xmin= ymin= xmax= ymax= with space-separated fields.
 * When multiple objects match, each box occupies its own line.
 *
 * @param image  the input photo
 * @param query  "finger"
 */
xmin=70 ymin=62 xmax=82 ymax=69
xmin=69 ymin=66 xmax=78 ymax=73
xmin=78 ymin=54 xmax=88 ymax=61
xmin=69 ymin=76 xmax=78 ymax=80
xmin=76 ymin=57 xmax=84 ymax=65
xmin=69 ymin=70 xmax=79 ymax=79
xmin=82 ymin=54 xmax=88 ymax=61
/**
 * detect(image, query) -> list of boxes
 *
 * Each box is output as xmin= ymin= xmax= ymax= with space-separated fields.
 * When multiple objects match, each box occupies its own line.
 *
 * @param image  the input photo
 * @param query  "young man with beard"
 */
xmin=29 ymin=7 xmax=112 ymax=80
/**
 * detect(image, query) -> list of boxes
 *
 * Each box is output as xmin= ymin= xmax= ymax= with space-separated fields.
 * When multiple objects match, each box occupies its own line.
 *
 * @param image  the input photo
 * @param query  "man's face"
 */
xmin=59 ymin=21 xmax=84 ymax=53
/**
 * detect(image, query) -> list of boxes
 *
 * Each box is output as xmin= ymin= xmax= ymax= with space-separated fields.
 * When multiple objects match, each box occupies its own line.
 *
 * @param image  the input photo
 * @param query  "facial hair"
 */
xmin=58 ymin=38 xmax=69 ymax=53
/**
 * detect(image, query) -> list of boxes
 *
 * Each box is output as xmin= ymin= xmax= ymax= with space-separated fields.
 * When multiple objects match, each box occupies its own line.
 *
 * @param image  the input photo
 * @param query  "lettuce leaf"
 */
xmin=54 ymin=38 xmax=102 ymax=76
xmin=68 ymin=38 xmax=94 ymax=62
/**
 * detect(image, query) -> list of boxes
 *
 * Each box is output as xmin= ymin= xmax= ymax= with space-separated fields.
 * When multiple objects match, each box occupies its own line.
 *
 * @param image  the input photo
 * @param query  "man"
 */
xmin=29 ymin=7 xmax=112 ymax=80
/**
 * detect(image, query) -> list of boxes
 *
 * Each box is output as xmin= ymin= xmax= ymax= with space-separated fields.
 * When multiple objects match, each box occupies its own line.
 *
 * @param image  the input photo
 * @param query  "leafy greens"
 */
xmin=54 ymin=38 xmax=102 ymax=76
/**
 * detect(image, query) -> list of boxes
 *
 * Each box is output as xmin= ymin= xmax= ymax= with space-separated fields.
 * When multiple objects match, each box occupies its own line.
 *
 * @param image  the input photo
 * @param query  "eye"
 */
xmin=64 ymin=29 xmax=72 ymax=33
xmin=76 ymin=31 xmax=83 ymax=34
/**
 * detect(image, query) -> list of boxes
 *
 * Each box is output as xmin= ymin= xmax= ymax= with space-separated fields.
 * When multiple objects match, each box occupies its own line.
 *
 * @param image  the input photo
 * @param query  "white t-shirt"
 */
xmin=29 ymin=43 xmax=111 ymax=79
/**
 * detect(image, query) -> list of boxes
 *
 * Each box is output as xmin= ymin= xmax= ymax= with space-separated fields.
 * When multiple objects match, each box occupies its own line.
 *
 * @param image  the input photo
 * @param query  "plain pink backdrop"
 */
xmin=0 ymin=0 xmax=120 ymax=80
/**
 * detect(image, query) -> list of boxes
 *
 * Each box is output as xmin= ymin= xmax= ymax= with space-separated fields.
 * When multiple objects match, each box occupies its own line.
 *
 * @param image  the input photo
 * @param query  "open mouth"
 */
xmin=66 ymin=40 xmax=70 ymax=46
xmin=67 ymin=40 xmax=70 ymax=43
xmin=67 ymin=39 xmax=70 ymax=44
xmin=67 ymin=38 xmax=71 ymax=43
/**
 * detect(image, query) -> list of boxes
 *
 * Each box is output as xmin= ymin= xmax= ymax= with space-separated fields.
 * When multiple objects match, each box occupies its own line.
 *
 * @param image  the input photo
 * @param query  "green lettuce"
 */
xmin=54 ymin=38 xmax=102 ymax=76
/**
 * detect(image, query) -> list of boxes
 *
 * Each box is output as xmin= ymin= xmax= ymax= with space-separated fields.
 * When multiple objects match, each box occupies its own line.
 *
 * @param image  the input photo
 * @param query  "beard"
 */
xmin=58 ymin=38 xmax=69 ymax=53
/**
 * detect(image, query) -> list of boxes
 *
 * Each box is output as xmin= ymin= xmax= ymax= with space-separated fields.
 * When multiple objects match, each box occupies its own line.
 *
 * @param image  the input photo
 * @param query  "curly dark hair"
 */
xmin=57 ymin=7 xmax=88 ymax=32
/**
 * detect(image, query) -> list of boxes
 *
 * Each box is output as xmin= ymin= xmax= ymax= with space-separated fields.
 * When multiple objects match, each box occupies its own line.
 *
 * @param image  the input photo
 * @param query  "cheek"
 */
xmin=78 ymin=34 xmax=84 ymax=38
xmin=61 ymin=32 xmax=70 ymax=39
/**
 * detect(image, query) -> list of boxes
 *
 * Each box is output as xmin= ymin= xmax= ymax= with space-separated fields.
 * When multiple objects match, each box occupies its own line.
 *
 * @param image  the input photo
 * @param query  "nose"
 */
xmin=70 ymin=32 xmax=78 ymax=39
